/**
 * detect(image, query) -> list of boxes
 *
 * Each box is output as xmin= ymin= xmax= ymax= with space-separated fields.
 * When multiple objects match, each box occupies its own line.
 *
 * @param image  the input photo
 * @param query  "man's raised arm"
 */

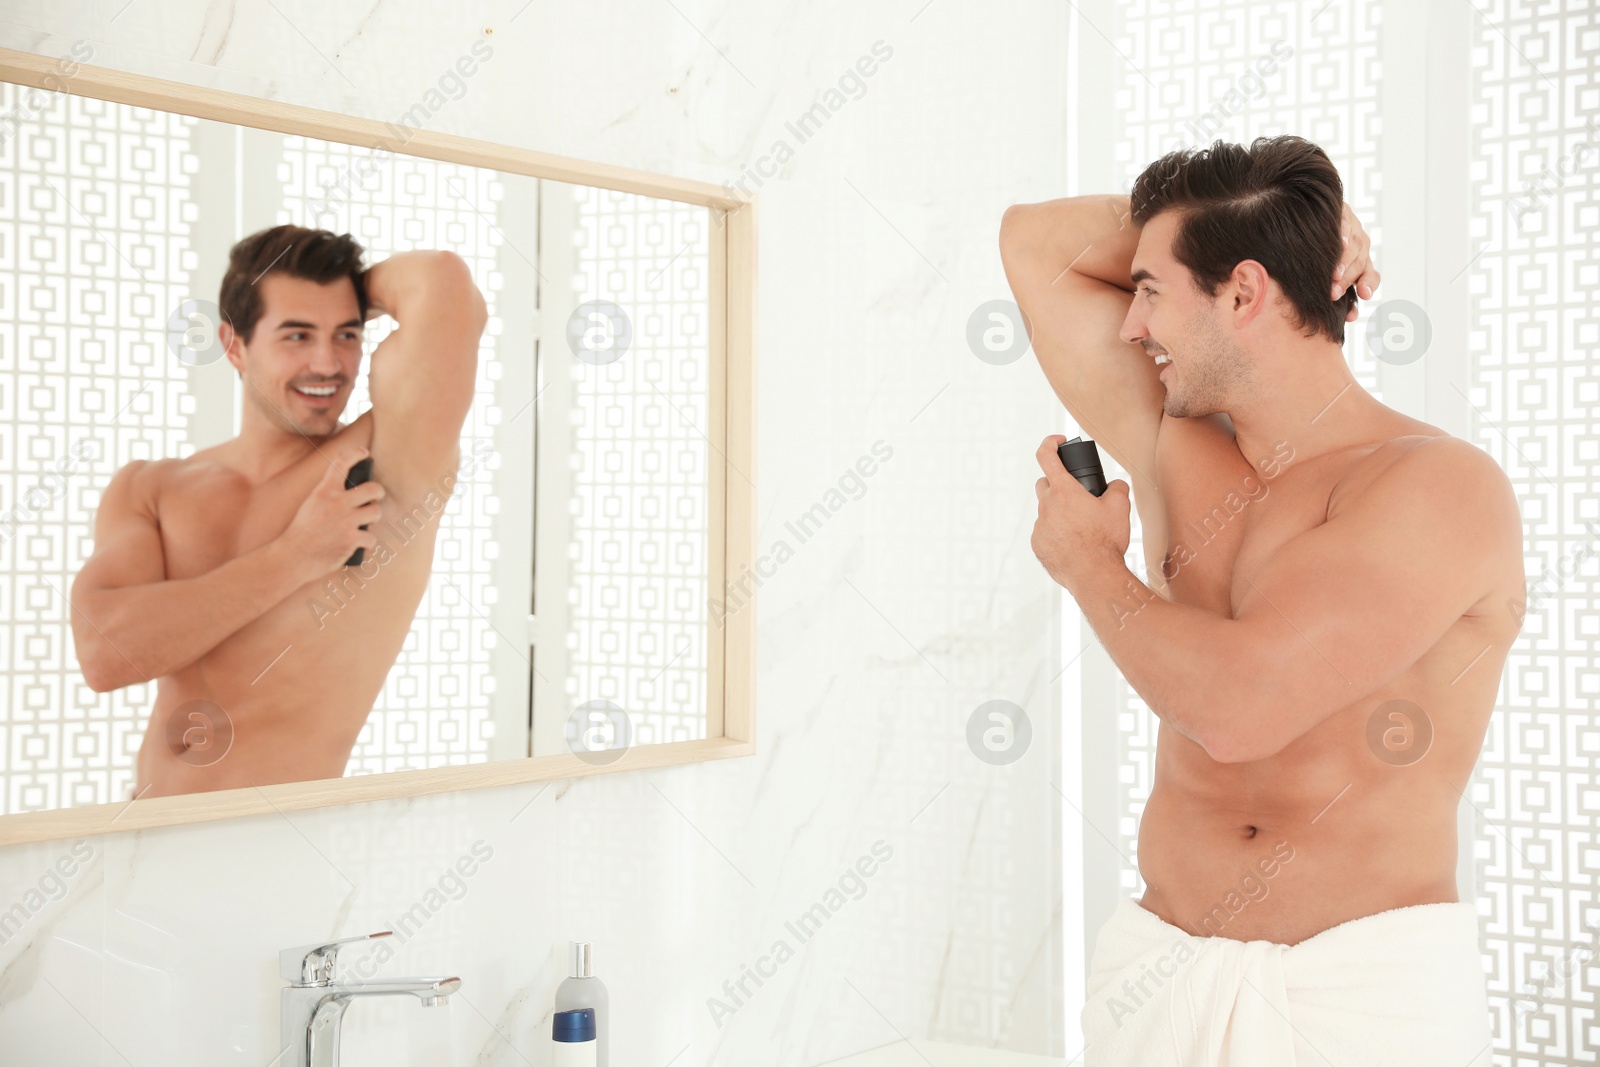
xmin=360 ymin=251 xmax=488 ymax=490
xmin=70 ymin=440 xmax=383 ymax=692
xmin=999 ymin=194 xmax=1165 ymax=501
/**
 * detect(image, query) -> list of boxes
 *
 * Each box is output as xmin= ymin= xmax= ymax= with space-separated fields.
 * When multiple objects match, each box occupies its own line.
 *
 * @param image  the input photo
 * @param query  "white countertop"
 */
xmin=819 ymin=1039 xmax=1070 ymax=1065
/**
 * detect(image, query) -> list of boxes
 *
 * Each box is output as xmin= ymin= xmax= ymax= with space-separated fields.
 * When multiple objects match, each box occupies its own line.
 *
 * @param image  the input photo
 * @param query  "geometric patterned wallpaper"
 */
xmin=1466 ymin=2 xmax=1599 ymax=1061
xmin=566 ymin=187 xmax=710 ymax=747
xmin=0 ymin=88 xmax=196 ymax=812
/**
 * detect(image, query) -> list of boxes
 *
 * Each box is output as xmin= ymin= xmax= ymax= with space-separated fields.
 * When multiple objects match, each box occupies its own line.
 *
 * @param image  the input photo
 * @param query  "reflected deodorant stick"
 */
xmin=343 ymin=457 xmax=374 ymax=566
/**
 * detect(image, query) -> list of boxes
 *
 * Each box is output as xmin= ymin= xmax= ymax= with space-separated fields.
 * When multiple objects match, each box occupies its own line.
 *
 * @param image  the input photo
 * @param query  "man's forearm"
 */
xmin=74 ymin=538 xmax=314 ymax=691
xmin=1065 ymin=550 xmax=1247 ymax=759
xmin=1003 ymin=194 xmax=1140 ymax=291
xmin=361 ymin=250 xmax=483 ymax=324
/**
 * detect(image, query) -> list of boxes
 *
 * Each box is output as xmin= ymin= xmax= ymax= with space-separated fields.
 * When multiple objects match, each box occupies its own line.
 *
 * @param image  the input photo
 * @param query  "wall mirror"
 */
xmin=0 ymin=47 xmax=756 ymax=845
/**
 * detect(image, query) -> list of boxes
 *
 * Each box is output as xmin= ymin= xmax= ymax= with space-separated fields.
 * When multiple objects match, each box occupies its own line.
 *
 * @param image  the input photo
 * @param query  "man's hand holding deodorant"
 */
xmin=1031 ymin=434 xmax=1131 ymax=589
xmin=277 ymin=442 xmax=385 ymax=584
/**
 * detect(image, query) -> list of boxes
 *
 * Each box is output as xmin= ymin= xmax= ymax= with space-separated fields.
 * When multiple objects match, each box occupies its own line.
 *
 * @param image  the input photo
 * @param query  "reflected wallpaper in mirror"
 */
xmin=0 ymin=85 xmax=714 ymax=810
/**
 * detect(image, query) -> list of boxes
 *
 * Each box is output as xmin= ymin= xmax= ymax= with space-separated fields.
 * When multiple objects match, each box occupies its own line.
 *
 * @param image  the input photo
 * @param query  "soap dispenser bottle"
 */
xmin=551 ymin=1008 xmax=596 ymax=1066
xmin=554 ymin=941 xmax=608 ymax=1066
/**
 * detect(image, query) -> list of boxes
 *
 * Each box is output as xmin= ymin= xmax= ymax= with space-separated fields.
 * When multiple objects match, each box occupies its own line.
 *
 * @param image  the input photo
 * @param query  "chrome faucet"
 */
xmin=279 ymin=930 xmax=461 ymax=1067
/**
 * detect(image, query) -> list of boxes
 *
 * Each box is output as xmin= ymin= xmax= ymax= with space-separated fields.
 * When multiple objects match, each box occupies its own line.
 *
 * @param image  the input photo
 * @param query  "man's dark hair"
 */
xmin=219 ymin=224 xmax=368 ymax=345
xmin=1129 ymin=135 xmax=1354 ymax=344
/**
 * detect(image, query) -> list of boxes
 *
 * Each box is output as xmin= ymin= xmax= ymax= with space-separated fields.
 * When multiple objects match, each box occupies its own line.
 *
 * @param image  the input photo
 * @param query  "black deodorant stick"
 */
xmin=1056 ymin=436 xmax=1107 ymax=497
xmin=344 ymin=456 xmax=373 ymax=567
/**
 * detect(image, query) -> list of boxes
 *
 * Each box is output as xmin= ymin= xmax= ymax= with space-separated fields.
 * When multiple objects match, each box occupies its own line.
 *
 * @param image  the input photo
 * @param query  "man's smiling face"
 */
xmin=1120 ymin=210 xmax=1252 ymax=419
xmin=233 ymin=272 xmax=365 ymax=437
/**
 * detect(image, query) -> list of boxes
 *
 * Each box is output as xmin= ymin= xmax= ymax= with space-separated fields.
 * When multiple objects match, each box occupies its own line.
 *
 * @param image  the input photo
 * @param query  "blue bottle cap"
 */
xmin=553 ymin=1007 xmax=596 ymax=1043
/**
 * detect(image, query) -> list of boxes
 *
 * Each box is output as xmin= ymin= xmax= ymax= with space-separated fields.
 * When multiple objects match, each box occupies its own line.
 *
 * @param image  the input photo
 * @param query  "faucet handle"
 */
xmin=279 ymin=931 xmax=394 ymax=985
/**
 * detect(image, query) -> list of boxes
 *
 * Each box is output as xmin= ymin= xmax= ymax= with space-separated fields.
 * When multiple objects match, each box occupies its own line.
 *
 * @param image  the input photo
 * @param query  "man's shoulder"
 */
xmin=1332 ymin=428 xmax=1503 ymax=508
xmin=1340 ymin=433 xmax=1523 ymax=610
xmin=1355 ymin=433 xmax=1509 ymax=500
xmin=118 ymin=448 xmax=229 ymax=495
xmin=104 ymin=455 xmax=173 ymax=500
xmin=110 ymin=441 xmax=255 ymax=516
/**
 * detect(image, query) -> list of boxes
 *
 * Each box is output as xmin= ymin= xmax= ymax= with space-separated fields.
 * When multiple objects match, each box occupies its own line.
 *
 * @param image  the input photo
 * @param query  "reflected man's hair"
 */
xmin=219 ymin=224 xmax=368 ymax=345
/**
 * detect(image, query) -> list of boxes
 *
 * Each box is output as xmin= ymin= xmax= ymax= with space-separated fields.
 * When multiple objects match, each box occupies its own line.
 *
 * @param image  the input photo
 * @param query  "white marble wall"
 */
xmin=0 ymin=2 xmax=1073 ymax=1063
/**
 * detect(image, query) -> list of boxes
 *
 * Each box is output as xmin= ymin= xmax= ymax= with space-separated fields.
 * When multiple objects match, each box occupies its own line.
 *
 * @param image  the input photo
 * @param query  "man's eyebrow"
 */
xmin=1130 ymin=268 xmax=1158 ymax=285
xmin=274 ymin=319 xmax=364 ymax=330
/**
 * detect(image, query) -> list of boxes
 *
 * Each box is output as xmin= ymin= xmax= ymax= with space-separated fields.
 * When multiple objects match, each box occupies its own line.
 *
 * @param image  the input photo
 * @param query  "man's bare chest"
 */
xmin=150 ymin=447 xmax=435 ymax=687
xmin=156 ymin=470 xmax=302 ymax=585
xmin=156 ymin=424 xmax=376 ymax=582
xmin=156 ymin=465 xmax=315 ymax=581
xmin=1151 ymin=419 xmax=1425 ymax=619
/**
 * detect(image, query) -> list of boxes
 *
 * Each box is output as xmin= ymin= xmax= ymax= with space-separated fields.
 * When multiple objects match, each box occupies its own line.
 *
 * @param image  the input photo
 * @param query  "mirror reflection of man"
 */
xmin=69 ymin=225 xmax=487 ymax=798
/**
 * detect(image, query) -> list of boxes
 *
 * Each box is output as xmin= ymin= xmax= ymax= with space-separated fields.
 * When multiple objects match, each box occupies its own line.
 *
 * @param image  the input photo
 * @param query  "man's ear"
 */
xmin=1228 ymin=259 xmax=1273 ymax=326
xmin=219 ymin=321 xmax=245 ymax=378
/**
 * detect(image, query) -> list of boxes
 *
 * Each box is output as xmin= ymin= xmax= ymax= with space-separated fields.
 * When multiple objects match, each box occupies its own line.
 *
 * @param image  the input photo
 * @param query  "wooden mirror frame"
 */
xmin=0 ymin=46 xmax=757 ymax=846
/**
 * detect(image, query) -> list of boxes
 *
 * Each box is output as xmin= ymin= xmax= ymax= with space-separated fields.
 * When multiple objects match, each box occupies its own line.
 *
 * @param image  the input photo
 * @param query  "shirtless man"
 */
xmin=69 ymin=224 xmax=487 ymax=799
xmin=1003 ymin=136 xmax=1523 ymax=1061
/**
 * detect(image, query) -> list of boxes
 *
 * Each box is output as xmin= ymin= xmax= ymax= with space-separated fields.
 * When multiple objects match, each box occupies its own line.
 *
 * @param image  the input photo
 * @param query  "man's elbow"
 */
xmin=78 ymin=646 xmax=129 ymax=694
xmin=999 ymin=203 xmax=1034 ymax=261
xmin=1200 ymin=705 xmax=1270 ymax=764
xmin=1200 ymin=686 xmax=1325 ymax=764
xmin=430 ymin=251 xmax=488 ymax=327
xmin=83 ymin=672 xmax=121 ymax=695
xmin=1202 ymin=729 xmax=1270 ymax=765
xmin=429 ymin=250 xmax=478 ymax=290
xmin=1165 ymin=696 xmax=1255 ymax=764
xmin=71 ymin=611 xmax=134 ymax=693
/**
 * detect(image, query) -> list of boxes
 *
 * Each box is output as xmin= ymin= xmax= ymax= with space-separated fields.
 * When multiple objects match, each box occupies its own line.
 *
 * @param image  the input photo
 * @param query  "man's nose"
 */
xmin=1119 ymin=306 xmax=1146 ymax=346
xmin=305 ymin=344 xmax=342 ymax=374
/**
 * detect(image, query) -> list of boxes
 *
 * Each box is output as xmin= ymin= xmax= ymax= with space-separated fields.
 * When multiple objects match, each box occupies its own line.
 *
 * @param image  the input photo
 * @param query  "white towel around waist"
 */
xmin=1080 ymin=896 xmax=1494 ymax=1067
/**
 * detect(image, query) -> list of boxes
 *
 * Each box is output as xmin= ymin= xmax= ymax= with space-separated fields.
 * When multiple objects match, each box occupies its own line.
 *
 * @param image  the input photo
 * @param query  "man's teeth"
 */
xmin=1154 ymin=354 xmax=1172 ymax=366
xmin=295 ymin=385 xmax=338 ymax=396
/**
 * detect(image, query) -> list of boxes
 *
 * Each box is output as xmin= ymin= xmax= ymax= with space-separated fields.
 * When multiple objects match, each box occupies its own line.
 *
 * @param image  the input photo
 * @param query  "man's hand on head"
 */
xmin=359 ymin=267 xmax=389 ymax=323
xmin=1031 ymin=434 xmax=1132 ymax=590
xmin=1334 ymin=202 xmax=1380 ymax=321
